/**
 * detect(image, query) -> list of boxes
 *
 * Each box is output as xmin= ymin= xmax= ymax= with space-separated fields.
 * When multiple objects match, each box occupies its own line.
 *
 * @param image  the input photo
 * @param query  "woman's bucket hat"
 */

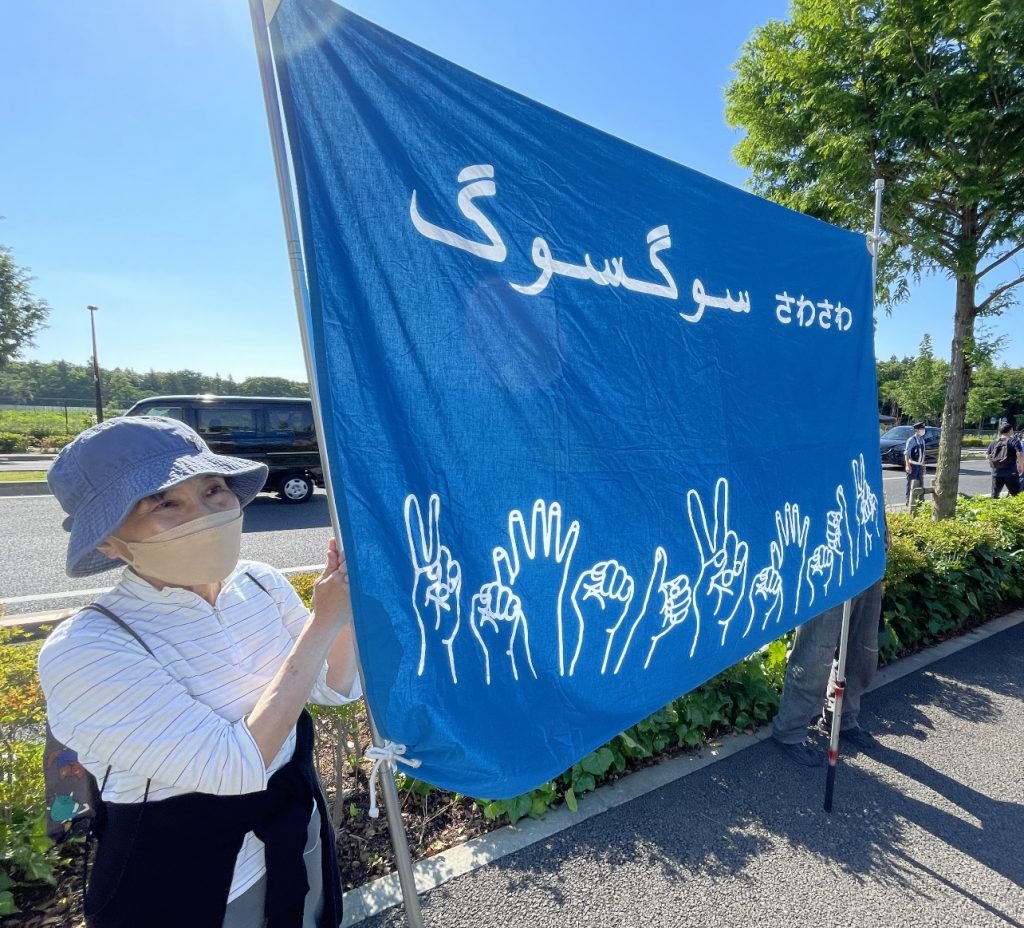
xmin=48 ymin=416 xmax=269 ymax=577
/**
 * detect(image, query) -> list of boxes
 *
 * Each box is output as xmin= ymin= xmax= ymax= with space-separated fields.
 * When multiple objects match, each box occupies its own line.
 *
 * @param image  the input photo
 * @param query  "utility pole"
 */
xmin=88 ymin=305 xmax=104 ymax=423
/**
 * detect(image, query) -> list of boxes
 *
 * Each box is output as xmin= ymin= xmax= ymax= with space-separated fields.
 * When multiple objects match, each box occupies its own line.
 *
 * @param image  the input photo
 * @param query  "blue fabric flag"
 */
xmin=267 ymin=0 xmax=885 ymax=799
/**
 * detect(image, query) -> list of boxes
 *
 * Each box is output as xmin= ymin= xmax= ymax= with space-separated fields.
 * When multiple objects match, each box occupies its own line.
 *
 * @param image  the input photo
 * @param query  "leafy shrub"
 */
xmin=0 ymin=433 xmax=29 ymax=453
xmin=31 ymin=434 xmax=76 ymax=451
xmin=0 ymin=630 xmax=53 ymax=913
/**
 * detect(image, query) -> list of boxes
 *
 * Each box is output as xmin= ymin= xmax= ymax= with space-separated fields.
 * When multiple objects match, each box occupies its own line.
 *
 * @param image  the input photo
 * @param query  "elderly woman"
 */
xmin=39 ymin=415 xmax=359 ymax=928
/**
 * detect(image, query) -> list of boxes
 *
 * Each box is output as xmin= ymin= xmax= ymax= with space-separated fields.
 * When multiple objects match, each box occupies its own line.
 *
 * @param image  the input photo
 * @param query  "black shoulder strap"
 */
xmin=245 ymin=570 xmax=271 ymax=597
xmin=82 ymin=603 xmax=155 ymax=656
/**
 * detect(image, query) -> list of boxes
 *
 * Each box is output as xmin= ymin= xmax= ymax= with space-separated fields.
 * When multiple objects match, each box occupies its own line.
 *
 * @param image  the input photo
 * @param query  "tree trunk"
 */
xmin=932 ymin=276 xmax=976 ymax=519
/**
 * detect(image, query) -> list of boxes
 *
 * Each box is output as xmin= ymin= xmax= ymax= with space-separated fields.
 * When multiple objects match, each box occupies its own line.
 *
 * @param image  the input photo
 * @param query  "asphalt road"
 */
xmin=359 ymin=621 xmax=1024 ymax=928
xmin=880 ymin=454 xmax=994 ymax=508
xmin=0 ymin=491 xmax=333 ymax=614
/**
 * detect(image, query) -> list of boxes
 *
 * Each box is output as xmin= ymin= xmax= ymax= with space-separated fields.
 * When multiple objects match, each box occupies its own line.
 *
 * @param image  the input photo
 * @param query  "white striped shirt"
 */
xmin=38 ymin=561 xmax=360 ymax=901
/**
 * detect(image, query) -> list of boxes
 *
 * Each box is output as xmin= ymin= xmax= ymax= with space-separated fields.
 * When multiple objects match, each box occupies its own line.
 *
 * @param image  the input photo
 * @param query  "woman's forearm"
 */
xmin=246 ymin=618 xmax=340 ymax=765
xmin=325 ymin=621 xmax=358 ymax=694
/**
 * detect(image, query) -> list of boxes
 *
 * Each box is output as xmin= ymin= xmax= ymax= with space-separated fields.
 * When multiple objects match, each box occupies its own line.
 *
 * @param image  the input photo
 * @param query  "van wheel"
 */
xmin=277 ymin=473 xmax=314 ymax=503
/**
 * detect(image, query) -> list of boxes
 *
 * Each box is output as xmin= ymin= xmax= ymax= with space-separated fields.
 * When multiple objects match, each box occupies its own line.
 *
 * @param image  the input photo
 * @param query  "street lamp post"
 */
xmin=88 ymin=305 xmax=104 ymax=423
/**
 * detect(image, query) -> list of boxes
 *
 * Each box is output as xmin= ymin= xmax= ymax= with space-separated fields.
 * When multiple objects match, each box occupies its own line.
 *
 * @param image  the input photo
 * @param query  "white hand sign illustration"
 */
xmin=643 ymin=561 xmax=693 ymax=669
xmin=774 ymin=502 xmax=809 ymax=615
xmin=804 ymin=543 xmax=835 ymax=608
xmin=570 ymin=560 xmax=636 ymax=675
xmin=469 ymin=580 xmax=534 ymax=684
xmin=742 ymin=544 xmax=784 ymax=638
xmin=610 ymin=547 xmax=677 ymax=674
xmin=825 ymin=484 xmax=854 ymax=584
xmin=491 ymin=500 xmax=581 ymax=676
xmin=852 ymin=455 xmax=880 ymax=564
xmin=404 ymin=494 xmax=462 ymax=683
xmin=688 ymin=478 xmax=749 ymax=653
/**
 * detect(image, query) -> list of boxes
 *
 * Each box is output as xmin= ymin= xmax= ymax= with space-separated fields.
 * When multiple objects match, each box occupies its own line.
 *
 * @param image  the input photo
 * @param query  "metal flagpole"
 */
xmin=246 ymin=2 xmax=425 ymax=923
xmin=825 ymin=178 xmax=886 ymax=813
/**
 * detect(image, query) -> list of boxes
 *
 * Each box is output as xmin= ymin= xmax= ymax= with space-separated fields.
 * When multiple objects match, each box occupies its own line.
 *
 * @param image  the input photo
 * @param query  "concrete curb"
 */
xmin=0 ymin=480 xmax=50 ymax=496
xmin=340 ymin=608 xmax=1024 ymax=927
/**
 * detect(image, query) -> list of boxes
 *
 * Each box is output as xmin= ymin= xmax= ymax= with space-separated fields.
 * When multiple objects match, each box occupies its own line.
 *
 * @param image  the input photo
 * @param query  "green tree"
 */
xmin=966 ymin=364 xmax=1008 ymax=429
xmin=876 ymin=355 xmax=914 ymax=418
xmin=237 ymin=376 xmax=309 ymax=397
xmin=726 ymin=0 xmax=1024 ymax=517
xmin=895 ymin=335 xmax=948 ymax=421
xmin=0 ymin=245 xmax=49 ymax=368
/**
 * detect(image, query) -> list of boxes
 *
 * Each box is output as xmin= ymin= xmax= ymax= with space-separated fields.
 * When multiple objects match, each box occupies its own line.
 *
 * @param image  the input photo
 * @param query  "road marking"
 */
xmin=0 ymin=494 xmax=54 ymax=500
xmin=0 ymin=563 xmax=328 ymax=606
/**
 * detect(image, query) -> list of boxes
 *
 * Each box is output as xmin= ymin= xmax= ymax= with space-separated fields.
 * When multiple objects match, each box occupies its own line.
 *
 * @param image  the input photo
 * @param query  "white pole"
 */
xmin=245 ymin=2 xmax=425 ymax=923
xmin=826 ymin=178 xmax=886 ymax=812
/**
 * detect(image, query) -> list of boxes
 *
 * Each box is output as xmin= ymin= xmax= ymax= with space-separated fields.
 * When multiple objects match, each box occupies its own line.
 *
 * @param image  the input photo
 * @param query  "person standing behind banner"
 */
xmin=903 ymin=421 xmax=928 ymax=506
xmin=39 ymin=416 xmax=359 ymax=928
xmin=986 ymin=422 xmax=1022 ymax=498
xmin=771 ymin=580 xmax=883 ymax=766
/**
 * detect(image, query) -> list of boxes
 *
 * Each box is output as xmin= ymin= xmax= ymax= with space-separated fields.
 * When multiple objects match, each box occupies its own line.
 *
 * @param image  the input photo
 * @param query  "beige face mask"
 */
xmin=114 ymin=509 xmax=243 ymax=586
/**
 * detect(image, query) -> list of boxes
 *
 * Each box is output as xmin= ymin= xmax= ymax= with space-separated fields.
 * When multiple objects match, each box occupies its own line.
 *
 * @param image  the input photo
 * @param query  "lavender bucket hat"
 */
xmin=48 ymin=416 xmax=269 ymax=577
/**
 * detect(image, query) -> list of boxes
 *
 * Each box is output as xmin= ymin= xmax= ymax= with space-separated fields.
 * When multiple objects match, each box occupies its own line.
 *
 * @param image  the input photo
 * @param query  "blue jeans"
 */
xmin=772 ymin=581 xmax=882 ymax=744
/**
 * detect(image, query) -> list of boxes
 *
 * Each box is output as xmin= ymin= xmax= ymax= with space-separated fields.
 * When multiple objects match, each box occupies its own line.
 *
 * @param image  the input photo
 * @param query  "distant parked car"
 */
xmin=126 ymin=395 xmax=323 ymax=503
xmin=880 ymin=425 xmax=941 ymax=468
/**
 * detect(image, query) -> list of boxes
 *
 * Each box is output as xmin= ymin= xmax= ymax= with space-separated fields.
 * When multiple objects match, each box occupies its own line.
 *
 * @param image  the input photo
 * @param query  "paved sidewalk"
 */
xmin=358 ymin=621 xmax=1024 ymax=928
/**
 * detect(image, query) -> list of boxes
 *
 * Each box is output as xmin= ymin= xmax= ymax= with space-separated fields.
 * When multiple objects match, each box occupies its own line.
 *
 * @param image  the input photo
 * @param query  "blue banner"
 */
xmin=267 ymin=0 xmax=885 ymax=798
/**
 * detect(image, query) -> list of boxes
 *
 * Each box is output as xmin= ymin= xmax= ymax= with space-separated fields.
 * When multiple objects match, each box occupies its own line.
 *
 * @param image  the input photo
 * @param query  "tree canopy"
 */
xmin=0 ymin=359 xmax=308 ymax=410
xmin=726 ymin=0 xmax=1024 ymax=516
xmin=0 ymin=245 xmax=49 ymax=368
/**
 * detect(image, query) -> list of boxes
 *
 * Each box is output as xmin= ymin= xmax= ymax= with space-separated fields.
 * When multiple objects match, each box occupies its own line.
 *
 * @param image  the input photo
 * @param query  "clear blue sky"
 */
xmin=2 ymin=0 xmax=1017 ymax=383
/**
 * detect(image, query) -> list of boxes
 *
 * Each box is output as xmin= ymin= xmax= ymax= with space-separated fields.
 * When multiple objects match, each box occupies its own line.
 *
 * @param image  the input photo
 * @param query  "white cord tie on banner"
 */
xmin=365 ymin=742 xmax=422 ymax=818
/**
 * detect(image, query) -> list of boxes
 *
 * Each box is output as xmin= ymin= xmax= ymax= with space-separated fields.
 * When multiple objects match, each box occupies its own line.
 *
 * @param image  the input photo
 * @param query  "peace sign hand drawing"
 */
xmin=570 ymin=559 xmax=635 ymax=675
xmin=852 ymin=455 xmax=880 ymax=563
xmin=404 ymin=494 xmax=462 ymax=683
xmin=688 ymin=478 xmax=749 ymax=653
xmin=491 ymin=500 xmax=581 ymax=676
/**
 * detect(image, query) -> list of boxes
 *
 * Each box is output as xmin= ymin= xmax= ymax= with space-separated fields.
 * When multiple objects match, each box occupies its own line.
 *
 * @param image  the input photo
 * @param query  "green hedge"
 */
xmin=0 ymin=433 xmax=30 ymax=454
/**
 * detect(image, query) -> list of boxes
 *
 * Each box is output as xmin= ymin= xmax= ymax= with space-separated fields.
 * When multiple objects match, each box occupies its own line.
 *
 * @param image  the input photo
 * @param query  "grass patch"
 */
xmin=0 ymin=472 xmax=47 ymax=483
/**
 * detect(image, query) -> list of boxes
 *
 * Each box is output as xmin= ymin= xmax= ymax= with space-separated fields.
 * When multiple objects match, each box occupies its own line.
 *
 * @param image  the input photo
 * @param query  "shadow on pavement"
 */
xmin=470 ymin=639 xmax=1024 ymax=921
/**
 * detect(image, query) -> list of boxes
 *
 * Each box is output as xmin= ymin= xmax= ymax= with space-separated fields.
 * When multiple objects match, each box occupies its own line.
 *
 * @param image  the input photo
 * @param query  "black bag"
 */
xmin=43 ymin=604 xmax=153 ymax=844
xmin=989 ymin=438 xmax=1011 ymax=469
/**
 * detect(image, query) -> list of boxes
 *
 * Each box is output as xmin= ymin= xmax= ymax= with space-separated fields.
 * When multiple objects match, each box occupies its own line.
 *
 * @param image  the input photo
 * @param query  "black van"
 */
xmin=125 ymin=395 xmax=324 ymax=503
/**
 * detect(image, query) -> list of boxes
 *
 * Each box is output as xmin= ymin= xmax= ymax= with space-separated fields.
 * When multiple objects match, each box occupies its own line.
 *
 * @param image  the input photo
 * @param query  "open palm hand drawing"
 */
xmin=689 ymin=478 xmax=749 ymax=653
xmin=404 ymin=494 xmax=463 ymax=683
xmin=490 ymin=500 xmax=581 ymax=676
xmin=774 ymin=502 xmax=809 ymax=615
